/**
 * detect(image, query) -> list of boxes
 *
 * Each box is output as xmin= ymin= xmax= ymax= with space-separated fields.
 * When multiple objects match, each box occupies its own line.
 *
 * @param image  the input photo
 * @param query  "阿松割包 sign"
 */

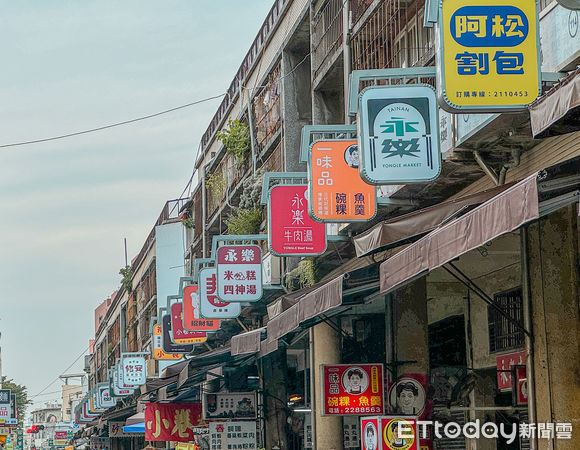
xmin=199 ymin=267 xmax=241 ymax=319
xmin=437 ymin=0 xmax=540 ymax=112
xmin=268 ymin=185 xmax=327 ymax=256
xmin=309 ymin=140 xmax=377 ymax=222
xmin=358 ymin=85 xmax=441 ymax=184
xmin=216 ymin=245 xmax=263 ymax=302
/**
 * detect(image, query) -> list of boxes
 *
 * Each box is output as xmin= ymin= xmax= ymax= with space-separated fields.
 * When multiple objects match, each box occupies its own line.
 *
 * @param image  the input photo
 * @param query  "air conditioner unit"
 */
xmin=262 ymin=252 xmax=281 ymax=285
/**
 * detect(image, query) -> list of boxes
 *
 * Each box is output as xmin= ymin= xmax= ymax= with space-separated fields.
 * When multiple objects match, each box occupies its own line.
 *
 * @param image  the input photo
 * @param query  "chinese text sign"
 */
xmin=171 ymin=301 xmax=209 ymax=342
xmin=152 ymin=323 xmax=183 ymax=360
xmin=438 ymin=0 xmax=540 ymax=111
xmin=358 ymin=85 xmax=441 ymax=184
xmin=310 ymin=140 xmax=376 ymax=222
xmin=216 ymin=245 xmax=263 ymax=302
xmin=145 ymin=403 xmax=202 ymax=442
xmin=269 ymin=185 xmax=327 ymax=256
xmin=183 ymin=285 xmax=221 ymax=331
xmin=209 ymin=421 xmax=257 ymax=450
xmin=121 ymin=356 xmax=147 ymax=386
xmin=199 ymin=268 xmax=241 ymax=319
xmin=322 ymin=365 xmax=384 ymax=416
xmin=496 ymin=350 xmax=526 ymax=391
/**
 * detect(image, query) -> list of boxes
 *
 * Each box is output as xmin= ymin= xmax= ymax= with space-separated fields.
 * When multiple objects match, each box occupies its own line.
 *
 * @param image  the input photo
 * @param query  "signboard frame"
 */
xmin=436 ymin=0 xmax=542 ymax=112
xmin=357 ymin=84 xmax=442 ymax=185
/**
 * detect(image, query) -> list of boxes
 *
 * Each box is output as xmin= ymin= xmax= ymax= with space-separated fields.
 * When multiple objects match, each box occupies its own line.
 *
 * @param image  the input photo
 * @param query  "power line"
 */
xmin=29 ymin=345 xmax=89 ymax=400
xmin=0 ymin=93 xmax=226 ymax=149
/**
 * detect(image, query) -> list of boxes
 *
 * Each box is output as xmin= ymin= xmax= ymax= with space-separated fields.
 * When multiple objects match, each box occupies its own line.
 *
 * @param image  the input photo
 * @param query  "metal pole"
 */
xmin=343 ymin=0 xmax=351 ymax=125
xmin=521 ymin=226 xmax=538 ymax=450
xmin=202 ymin=164 xmax=208 ymax=259
xmin=308 ymin=327 xmax=316 ymax=449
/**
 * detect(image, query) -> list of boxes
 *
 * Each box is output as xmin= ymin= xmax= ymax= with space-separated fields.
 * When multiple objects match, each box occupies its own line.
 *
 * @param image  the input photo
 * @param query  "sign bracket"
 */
xmin=348 ymin=68 xmax=437 ymax=116
xmin=210 ymin=234 xmax=267 ymax=260
xmin=193 ymin=259 xmax=214 ymax=283
xmin=300 ymin=125 xmax=357 ymax=162
xmin=260 ymin=172 xmax=308 ymax=205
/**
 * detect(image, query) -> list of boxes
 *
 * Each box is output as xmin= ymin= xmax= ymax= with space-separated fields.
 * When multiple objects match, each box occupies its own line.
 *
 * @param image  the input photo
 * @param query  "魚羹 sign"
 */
xmin=437 ymin=0 xmax=540 ymax=112
xmin=358 ymin=85 xmax=441 ymax=184
xmin=199 ymin=268 xmax=241 ymax=319
xmin=152 ymin=323 xmax=183 ymax=361
xmin=309 ymin=140 xmax=376 ymax=222
xmin=183 ymin=285 xmax=221 ymax=331
xmin=268 ymin=185 xmax=327 ymax=256
xmin=145 ymin=403 xmax=202 ymax=442
xmin=322 ymin=365 xmax=384 ymax=416
xmin=216 ymin=245 xmax=263 ymax=302
xmin=120 ymin=355 xmax=147 ymax=386
xmin=170 ymin=301 xmax=209 ymax=342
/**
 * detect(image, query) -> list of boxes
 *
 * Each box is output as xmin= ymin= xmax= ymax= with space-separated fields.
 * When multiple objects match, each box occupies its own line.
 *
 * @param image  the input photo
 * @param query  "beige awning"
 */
xmin=231 ymin=327 xmax=265 ymax=356
xmin=124 ymin=412 xmax=144 ymax=427
xmin=258 ymin=338 xmax=279 ymax=358
xmin=530 ymin=68 xmax=580 ymax=137
xmin=267 ymin=275 xmax=344 ymax=341
xmin=354 ymin=184 xmax=512 ymax=257
xmin=381 ymin=174 xmax=540 ymax=293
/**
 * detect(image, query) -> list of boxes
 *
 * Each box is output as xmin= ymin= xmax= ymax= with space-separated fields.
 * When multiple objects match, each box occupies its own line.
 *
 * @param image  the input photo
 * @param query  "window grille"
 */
xmin=488 ymin=287 xmax=525 ymax=354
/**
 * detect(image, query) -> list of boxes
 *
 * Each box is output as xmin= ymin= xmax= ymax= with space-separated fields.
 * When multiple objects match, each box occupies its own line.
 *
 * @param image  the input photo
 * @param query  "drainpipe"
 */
xmin=343 ymin=0 xmax=351 ymax=125
xmin=498 ymin=148 xmax=521 ymax=185
xmin=202 ymin=164 xmax=208 ymax=258
xmin=473 ymin=150 xmax=500 ymax=185
xmin=309 ymin=327 xmax=317 ymax=450
xmin=521 ymin=226 xmax=538 ymax=450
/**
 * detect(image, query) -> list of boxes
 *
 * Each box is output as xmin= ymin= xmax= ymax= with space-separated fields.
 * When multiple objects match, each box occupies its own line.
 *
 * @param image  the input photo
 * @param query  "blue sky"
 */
xmin=0 ymin=0 xmax=272 ymax=413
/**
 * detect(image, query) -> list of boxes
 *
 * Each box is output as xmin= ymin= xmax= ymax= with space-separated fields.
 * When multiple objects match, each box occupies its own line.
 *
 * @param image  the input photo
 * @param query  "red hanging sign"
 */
xmin=145 ymin=403 xmax=203 ymax=442
xmin=183 ymin=285 xmax=221 ymax=331
xmin=268 ymin=185 xmax=327 ymax=256
xmin=322 ymin=364 xmax=384 ymax=416
xmin=170 ymin=302 xmax=208 ymax=344
xmin=496 ymin=351 xmax=526 ymax=391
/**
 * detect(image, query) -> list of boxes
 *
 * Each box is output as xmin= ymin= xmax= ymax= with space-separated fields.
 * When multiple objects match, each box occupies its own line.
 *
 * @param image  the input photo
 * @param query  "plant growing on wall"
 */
xmin=238 ymin=168 xmax=264 ymax=210
xmin=206 ymin=172 xmax=227 ymax=198
xmin=285 ymin=258 xmax=318 ymax=291
xmin=217 ymin=119 xmax=251 ymax=166
xmin=119 ymin=265 xmax=133 ymax=293
xmin=182 ymin=216 xmax=195 ymax=229
xmin=226 ymin=207 xmax=263 ymax=235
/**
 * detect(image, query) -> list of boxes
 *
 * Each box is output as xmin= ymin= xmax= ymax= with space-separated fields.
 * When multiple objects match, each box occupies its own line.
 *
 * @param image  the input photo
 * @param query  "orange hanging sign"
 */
xmin=309 ymin=140 xmax=376 ymax=222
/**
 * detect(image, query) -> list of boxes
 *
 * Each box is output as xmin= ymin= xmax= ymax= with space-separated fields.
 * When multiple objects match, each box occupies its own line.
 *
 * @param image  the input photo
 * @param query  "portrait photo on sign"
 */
xmin=341 ymin=367 xmax=369 ymax=395
xmin=344 ymin=144 xmax=360 ymax=168
xmin=385 ymin=419 xmax=416 ymax=450
xmin=389 ymin=378 xmax=426 ymax=416
xmin=363 ymin=422 xmax=378 ymax=450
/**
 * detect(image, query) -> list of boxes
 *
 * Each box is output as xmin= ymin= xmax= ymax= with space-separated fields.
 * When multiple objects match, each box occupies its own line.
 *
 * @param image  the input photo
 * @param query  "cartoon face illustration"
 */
xmin=389 ymin=378 xmax=426 ymax=416
xmin=344 ymin=145 xmax=360 ymax=168
xmin=364 ymin=422 xmax=378 ymax=450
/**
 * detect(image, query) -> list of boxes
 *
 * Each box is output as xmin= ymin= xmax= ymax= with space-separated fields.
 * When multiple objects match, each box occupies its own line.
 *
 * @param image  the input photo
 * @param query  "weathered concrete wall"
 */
xmin=527 ymin=206 xmax=580 ymax=450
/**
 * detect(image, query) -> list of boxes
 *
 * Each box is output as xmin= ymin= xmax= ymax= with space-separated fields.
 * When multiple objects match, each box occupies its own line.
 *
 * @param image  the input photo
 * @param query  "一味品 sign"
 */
xmin=216 ymin=245 xmax=263 ymax=302
xmin=322 ymin=364 xmax=384 ymax=416
xmin=309 ymin=140 xmax=376 ymax=222
xmin=268 ymin=185 xmax=327 ymax=256
xmin=358 ymin=85 xmax=441 ymax=184
xmin=437 ymin=0 xmax=540 ymax=111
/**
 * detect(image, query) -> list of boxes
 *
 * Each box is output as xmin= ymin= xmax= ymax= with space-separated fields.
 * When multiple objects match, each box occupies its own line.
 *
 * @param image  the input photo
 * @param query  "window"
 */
xmin=488 ymin=287 xmax=525 ymax=354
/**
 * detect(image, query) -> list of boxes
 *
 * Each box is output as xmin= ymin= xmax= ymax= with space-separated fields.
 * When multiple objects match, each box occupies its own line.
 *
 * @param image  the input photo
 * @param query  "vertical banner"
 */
xmin=216 ymin=245 xmax=263 ymax=302
xmin=268 ymin=185 xmax=327 ymax=256
xmin=437 ymin=0 xmax=540 ymax=111
xmin=309 ymin=140 xmax=376 ymax=222
xmin=183 ymin=286 xmax=221 ymax=331
xmin=361 ymin=417 xmax=381 ymax=450
xmin=199 ymin=268 xmax=241 ymax=319
xmin=209 ymin=422 xmax=257 ymax=450
xmin=322 ymin=364 xmax=384 ymax=416
xmin=155 ymin=222 xmax=186 ymax=372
